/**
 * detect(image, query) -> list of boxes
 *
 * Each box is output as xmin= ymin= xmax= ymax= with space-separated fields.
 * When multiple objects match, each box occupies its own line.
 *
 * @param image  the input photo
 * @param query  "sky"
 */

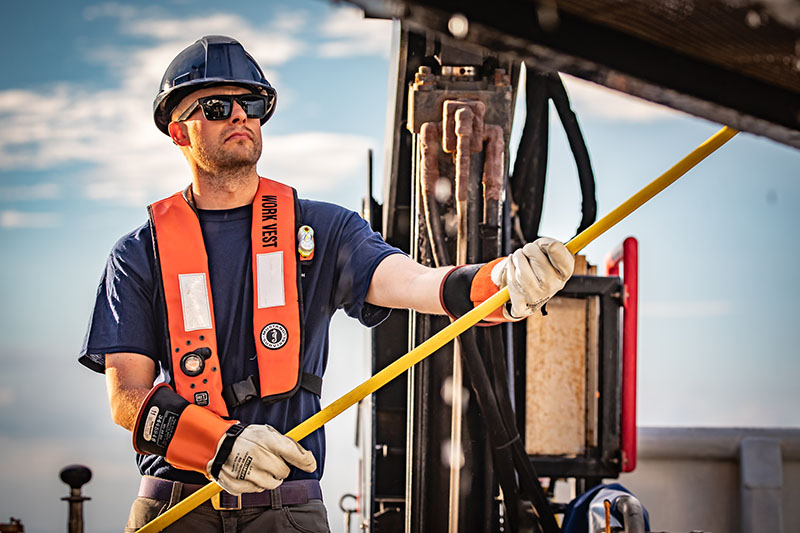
xmin=0 ymin=1 xmax=798 ymax=532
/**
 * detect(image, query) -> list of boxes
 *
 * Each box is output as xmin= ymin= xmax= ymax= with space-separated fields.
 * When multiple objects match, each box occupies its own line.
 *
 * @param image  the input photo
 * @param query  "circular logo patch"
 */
xmin=260 ymin=323 xmax=289 ymax=350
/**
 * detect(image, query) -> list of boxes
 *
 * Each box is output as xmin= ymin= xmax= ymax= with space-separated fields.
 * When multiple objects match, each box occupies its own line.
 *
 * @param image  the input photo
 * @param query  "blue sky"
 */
xmin=1 ymin=1 xmax=799 ymax=531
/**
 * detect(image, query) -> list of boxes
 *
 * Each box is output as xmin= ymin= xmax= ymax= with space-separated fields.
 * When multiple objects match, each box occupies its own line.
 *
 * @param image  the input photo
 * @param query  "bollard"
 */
xmin=59 ymin=465 xmax=91 ymax=533
xmin=339 ymin=493 xmax=358 ymax=533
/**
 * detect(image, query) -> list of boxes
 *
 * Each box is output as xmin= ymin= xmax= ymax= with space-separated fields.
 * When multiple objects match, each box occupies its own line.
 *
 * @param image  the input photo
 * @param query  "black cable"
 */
xmin=459 ymin=328 xmax=560 ymax=533
xmin=511 ymin=67 xmax=597 ymax=242
xmin=485 ymin=326 xmax=560 ymax=531
xmin=510 ymin=69 xmax=550 ymax=243
xmin=458 ymin=328 xmax=526 ymax=533
xmin=546 ymin=74 xmax=597 ymax=235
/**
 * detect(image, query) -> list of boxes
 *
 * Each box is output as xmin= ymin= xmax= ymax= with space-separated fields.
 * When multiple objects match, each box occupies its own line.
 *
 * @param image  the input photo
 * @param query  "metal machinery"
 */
xmin=358 ymin=25 xmax=637 ymax=533
xmin=352 ymin=1 xmax=800 ymax=532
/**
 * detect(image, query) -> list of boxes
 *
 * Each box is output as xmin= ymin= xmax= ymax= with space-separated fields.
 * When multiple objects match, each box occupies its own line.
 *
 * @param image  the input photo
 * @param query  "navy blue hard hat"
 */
xmin=153 ymin=35 xmax=277 ymax=135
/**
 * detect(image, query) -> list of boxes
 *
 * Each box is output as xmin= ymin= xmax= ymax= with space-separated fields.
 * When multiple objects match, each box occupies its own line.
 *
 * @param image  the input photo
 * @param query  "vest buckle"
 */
xmin=222 ymin=375 xmax=260 ymax=409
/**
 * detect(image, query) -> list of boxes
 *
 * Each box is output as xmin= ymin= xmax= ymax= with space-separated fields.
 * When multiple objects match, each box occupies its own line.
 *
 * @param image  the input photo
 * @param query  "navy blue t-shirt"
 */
xmin=80 ymin=198 xmax=403 ymax=484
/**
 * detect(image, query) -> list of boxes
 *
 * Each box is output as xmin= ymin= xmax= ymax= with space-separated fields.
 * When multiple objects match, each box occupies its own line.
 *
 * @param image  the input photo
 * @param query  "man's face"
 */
xmin=170 ymin=85 xmax=263 ymax=172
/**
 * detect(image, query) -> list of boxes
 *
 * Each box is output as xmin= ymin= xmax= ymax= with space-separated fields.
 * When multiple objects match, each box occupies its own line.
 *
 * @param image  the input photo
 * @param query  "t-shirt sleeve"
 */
xmin=79 ymin=224 xmax=162 ymax=373
xmin=332 ymin=210 xmax=405 ymax=327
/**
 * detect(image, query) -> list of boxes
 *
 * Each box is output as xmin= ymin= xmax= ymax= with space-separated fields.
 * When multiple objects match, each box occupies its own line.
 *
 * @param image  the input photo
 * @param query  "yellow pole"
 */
xmin=137 ymin=125 xmax=737 ymax=532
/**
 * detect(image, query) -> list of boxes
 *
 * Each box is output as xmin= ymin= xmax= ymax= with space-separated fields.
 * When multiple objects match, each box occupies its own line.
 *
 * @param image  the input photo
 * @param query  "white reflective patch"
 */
xmin=178 ymin=273 xmax=213 ymax=331
xmin=143 ymin=406 xmax=159 ymax=442
xmin=257 ymin=252 xmax=285 ymax=308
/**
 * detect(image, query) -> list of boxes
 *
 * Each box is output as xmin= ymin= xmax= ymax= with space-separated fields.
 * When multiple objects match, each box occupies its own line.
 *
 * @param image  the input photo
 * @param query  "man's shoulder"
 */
xmin=297 ymin=198 xmax=360 ymax=224
xmin=108 ymin=220 xmax=153 ymax=263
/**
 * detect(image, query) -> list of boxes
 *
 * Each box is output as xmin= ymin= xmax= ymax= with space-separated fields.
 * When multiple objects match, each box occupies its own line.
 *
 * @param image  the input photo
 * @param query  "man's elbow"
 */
xmin=107 ymin=388 xmax=147 ymax=432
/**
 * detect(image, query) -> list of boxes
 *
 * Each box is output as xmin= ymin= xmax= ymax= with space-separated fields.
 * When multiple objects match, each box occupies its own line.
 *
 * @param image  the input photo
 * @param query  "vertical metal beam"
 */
xmin=740 ymin=436 xmax=783 ymax=533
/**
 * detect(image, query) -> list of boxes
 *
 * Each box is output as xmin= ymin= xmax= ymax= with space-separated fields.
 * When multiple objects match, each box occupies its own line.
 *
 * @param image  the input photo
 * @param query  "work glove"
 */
xmin=439 ymin=237 xmax=574 ymax=323
xmin=133 ymin=384 xmax=317 ymax=496
xmin=496 ymin=238 xmax=574 ymax=319
xmin=208 ymin=424 xmax=317 ymax=495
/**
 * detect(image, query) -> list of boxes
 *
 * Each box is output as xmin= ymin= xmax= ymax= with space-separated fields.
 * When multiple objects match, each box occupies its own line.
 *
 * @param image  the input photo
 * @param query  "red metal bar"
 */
xmin=605 ymin=237 xmax=638 ymax=473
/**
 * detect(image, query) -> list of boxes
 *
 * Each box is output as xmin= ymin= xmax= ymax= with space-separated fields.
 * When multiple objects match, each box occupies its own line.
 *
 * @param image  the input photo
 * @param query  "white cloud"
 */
xmin=317 ymin=6 xmax=393 ymax=58
xmin=0 ymin=183 xmax=60 ymax=202
xmin=0 ymin=210 xmax=61 ymax=228
xmin=641 ymin=299 xmax=735 ymax=318
xmin=259 ymin=132 xmax=374 ymax=192
xmin=0 ymin=3 xmax=377 ymax=205
xmin=561 ymin=74 xmax=683 ymax=122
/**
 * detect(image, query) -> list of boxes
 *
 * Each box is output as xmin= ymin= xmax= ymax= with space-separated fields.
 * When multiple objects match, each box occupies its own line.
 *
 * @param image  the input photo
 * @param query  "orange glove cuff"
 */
xmin=133 ymin=383 xmax=237 ymax=474
xmin=440 ymin=257 xmax=508 ymax=324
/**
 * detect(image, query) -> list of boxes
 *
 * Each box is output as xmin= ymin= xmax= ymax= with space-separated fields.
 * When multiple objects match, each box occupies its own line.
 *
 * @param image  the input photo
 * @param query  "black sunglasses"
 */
xmin=177 ymin=94 xmax=273 ymax=122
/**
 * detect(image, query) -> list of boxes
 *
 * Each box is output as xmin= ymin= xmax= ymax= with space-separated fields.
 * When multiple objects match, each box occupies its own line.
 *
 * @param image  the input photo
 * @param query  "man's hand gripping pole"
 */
xmin=137 ymin=125 xmax=738 ymax=532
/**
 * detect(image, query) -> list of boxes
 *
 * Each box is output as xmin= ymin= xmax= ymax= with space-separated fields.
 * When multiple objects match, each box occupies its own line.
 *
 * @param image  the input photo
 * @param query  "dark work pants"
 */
xmin=124 ymin=494 xmax=331 ymax=532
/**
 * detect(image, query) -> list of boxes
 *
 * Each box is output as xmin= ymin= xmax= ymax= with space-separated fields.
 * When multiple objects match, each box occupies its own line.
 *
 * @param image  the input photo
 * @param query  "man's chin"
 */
xmin=215 ymin=147 xmax=261 ymax=168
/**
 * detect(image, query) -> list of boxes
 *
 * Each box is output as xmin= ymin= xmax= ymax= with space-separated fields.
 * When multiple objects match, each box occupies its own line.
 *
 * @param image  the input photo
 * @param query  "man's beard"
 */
xmin=195 ymin=134 xmax=262 ymax=184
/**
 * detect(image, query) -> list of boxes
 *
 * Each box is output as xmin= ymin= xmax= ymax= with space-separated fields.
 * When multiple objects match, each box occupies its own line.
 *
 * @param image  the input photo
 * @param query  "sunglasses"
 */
xmin=176 ymin=94 xmax=273 ymax=122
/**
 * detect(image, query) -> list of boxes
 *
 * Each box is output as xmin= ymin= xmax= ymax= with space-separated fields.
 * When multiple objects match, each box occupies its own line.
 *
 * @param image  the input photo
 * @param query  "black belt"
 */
xmin=138 ymin=476 xmax=322 ymax=511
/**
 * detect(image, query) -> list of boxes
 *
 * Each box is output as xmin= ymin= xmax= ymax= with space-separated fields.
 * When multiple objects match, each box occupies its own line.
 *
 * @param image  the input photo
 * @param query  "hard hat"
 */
xmin=153 ymin=35 xmax=277 ymax=135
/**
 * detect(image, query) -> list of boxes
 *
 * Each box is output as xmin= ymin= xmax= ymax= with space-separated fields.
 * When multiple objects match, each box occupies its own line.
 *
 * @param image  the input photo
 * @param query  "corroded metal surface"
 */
xmin=525 ymin=295 xmax=588 ymax=456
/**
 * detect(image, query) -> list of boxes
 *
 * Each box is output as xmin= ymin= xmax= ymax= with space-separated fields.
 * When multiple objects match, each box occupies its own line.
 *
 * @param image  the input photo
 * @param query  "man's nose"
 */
xmin=230 ymin=100 xmax=248 ymax=123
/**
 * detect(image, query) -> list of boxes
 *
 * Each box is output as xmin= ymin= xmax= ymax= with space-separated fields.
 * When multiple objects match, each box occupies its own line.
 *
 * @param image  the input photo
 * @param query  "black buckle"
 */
xmin=222 ymin=376 xmax=259 ymax=409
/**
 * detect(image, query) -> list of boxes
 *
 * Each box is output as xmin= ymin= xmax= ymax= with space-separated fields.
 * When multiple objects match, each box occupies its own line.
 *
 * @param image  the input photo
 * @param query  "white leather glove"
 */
xmin=207 ymin=424 xmax=317 ymax=495
xmin=491 ymin=237 xmax=574 ymax=319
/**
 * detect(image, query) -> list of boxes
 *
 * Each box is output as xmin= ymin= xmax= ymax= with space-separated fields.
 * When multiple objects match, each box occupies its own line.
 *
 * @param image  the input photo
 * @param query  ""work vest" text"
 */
xmin=261 ymin=195 xmax=278 ymax=247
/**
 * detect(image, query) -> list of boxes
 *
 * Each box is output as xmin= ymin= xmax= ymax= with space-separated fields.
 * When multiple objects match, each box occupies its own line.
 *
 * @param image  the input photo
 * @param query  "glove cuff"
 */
xmin=133 ymin=383 xmax=238 ymax=474
xmin=440 ymin=257 xmax=517 ymax=324
xmin=439 ymin=264 xmax=481 ymax=320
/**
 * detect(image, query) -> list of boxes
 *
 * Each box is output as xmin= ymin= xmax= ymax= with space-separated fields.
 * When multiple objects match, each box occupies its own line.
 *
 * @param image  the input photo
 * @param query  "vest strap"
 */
xmin=300 ymin=373 xmax=323 ymax=397
xmin=222 ymin=373 xmax=322 ymax=410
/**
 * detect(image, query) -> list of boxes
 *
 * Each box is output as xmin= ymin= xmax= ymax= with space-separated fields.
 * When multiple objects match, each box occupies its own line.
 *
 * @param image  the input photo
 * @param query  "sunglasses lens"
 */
xmin=192 ymin=95 xmax=270 ymax=121
xmin=240 ymin=96 xmax=268 ymax=119
xmin=199 ymin=97 xmax=233 ymax=120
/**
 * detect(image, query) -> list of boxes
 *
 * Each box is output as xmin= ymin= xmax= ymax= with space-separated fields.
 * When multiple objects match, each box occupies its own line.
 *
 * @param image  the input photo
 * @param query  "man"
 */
xmin=79 ymin=36 xmax=574 ymax=532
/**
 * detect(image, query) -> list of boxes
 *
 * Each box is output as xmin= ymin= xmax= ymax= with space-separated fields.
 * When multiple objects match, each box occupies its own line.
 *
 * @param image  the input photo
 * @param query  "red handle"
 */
xmin=605 ymin=237 xmax=638 ymax=473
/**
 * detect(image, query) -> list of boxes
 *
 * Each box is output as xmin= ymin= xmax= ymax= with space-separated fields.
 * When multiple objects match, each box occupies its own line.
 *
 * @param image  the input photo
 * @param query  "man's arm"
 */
xmin=365 ymin=253 xmax=450 ymax=314
xmin=104 ymin=352 xmax=316 ymax=495
xmin=105 ymin=352 xmax=157 ymax=431
xmin=366 ymin=238 xmax=575 ymax=321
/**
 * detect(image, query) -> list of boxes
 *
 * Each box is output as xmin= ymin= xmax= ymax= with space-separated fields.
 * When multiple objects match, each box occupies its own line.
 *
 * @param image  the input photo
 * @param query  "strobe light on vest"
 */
xmin=298 ymin=225 xmax=315 ymax=260
xmin=180 ymin=347 xmax=211 ymax=377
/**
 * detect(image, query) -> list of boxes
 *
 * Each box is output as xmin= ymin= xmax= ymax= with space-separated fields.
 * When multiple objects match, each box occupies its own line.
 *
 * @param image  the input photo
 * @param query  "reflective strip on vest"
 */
xmin=149 ymin=178 xmax=302 ymax=417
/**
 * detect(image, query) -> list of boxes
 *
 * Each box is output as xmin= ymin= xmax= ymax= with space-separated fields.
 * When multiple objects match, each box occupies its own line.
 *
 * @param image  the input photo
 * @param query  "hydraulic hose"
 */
xmin=458 ymin=328 xmax=545 ymax=533
xmin=546 ymin=74 xmax=597 ymax=236
xmin=510 ymin=69 xmax=549 ymax=242
xmin=137 ymin=125 xmax=738 ymax=533
xmin=511 ymin=68 xmax=597 ymax=241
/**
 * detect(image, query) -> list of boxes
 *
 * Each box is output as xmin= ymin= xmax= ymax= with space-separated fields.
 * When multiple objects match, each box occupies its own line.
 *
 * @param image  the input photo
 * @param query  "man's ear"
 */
xmin=168 ymin=122 xmax=189 ymax=146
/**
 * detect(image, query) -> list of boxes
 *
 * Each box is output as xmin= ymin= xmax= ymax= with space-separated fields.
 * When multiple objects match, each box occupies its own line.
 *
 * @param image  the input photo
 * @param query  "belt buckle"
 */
xmin=211 ymin=491 xmax=242 ymax=511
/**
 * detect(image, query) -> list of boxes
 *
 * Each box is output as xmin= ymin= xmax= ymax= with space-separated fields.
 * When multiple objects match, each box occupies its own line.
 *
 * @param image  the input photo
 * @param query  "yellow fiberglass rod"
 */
xmin=137 ymin=125 xmax=738 ymax=532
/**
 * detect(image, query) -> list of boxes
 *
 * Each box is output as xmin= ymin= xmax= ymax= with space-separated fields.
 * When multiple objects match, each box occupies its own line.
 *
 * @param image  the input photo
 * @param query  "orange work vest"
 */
xmin=148 ymin=178 xmax=309 ymax=417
